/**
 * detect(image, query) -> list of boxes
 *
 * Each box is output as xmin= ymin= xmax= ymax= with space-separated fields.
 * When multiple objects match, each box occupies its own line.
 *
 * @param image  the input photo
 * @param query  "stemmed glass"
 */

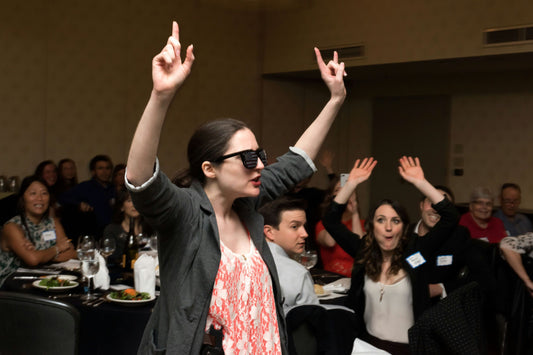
xmin=149 ymin=234 xmax=158 ymax=253
xmin=79 ymin=249 xmax=100 ymax=301
xmin=99 ymin=236 xmax=116 ymax=263
xmin=77 ymin=235 xmax=95 ymax=253
xmin=299 ymin=250 xmax=318 ymax=270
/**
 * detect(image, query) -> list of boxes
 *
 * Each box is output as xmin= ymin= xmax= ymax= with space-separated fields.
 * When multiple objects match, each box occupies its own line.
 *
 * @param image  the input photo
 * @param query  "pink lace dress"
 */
xmin=205 ymin=237 xmax=282 ymax=354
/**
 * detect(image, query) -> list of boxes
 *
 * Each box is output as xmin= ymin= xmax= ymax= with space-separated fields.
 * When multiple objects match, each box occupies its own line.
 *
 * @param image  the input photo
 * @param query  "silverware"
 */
xmin=92 ymin=299 xmax=106 ymax=307
xmin=49 ymin=293 xmax=79 ymax=299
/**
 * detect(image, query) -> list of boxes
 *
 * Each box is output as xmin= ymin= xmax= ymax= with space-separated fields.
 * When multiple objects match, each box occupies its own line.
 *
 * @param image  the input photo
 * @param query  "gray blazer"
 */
xmin=130 ymin=150 xmax=314 ymax=354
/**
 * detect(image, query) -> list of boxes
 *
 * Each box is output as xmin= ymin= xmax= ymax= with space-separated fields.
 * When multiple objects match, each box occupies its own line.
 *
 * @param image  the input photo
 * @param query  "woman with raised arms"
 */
xmin=125 ymin=21 xmax=346 ymax=354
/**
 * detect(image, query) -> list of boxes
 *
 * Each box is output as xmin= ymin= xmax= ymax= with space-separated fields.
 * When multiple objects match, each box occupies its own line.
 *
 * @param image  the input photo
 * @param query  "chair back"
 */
xmin=0 ymin=291 xmax=80 ymax=355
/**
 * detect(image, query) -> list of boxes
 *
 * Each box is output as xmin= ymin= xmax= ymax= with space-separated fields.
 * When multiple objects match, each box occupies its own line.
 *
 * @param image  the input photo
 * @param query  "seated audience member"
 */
xmin=0 ymin=176 xmax=76 ymax=287
xmin=411 ymin=185 xmax=470 ymax=298
xmin=55 ymin=158 xmax=78 ymax=198
xmin=34 ymin=160 xmax=58 ymax=215
xmin=59 ymin=155 xmax=115 ymax=238
xmin=287 ymin=150 xmax=337 ymax=257
xmin=323 ymin=157 xmax=458 ymax=354
xmin=315 ymin=177 xmax=362 ymax=277
xmin=459 ymin=187 xmax=506 ymax=243
xmin=259 ymin=197 xmax=319 ymax=314
xmin=499 ymin=234 xmax=533 ymax=353
xmin=494 ymin=183 xmax=533 ymax=237
xmin=112 ymin=163 xmax=126 ymax=193
xmin=411 ymin=185 xmax=501 ymax=310
xmin=103 ymin=188 xmax=153 ymax=266
xmin=500 ymin=234 xmax=533 ymax=297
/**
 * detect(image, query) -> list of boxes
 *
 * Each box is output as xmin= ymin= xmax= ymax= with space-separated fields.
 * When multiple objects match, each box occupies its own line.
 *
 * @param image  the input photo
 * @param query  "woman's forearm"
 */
xmin=126 ymin=91 xmax=172 ymax=185
xmin=294 ymin=97 xmax=344 ymax=160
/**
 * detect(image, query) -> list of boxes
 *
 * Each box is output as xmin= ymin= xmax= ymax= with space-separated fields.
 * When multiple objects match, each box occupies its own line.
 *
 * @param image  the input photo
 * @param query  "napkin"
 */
xmin=134 ymin=253 xmax=157 ymax=297
xmin=323 ymin=277 xmax=351 ymax=293
xmin=351 ymin=338 xmax=391 ymax=354
xmin=93 ymin=252 xmax=110 ymax=290
xmin=50 ymin=259 xmax=82 ymax=271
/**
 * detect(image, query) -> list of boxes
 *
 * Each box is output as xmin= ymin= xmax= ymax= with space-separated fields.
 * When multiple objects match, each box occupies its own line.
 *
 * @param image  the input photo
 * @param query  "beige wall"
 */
xmin=263 ymin=0 xmax=533 ymax=73
xmin=2 ymin=1 xmax=533 ymax=214
xmin=0 ymin=0 xmax=264 ymax=180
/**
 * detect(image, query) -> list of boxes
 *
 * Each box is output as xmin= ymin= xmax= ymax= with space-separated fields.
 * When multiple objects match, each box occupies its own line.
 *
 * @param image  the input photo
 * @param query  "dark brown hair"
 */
xmin=173 ymin=118 xmax=249 ymax=187
xmin=357 ymin=199 xmax=410 ymax=282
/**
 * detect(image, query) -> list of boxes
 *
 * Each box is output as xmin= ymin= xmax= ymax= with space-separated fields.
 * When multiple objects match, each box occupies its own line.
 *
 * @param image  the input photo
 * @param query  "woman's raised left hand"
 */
xmin=398 ymin=156 xmax=425 ymax=184
xmin=314 ymin=48 xmax=346 ymax=101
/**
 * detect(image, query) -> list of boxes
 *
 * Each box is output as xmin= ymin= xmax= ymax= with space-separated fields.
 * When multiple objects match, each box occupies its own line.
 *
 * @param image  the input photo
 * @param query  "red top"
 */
xmin=315 ymin=219 xmax=358 ymax=277
xmin=459 ymin=212 xmax=506 ymax=243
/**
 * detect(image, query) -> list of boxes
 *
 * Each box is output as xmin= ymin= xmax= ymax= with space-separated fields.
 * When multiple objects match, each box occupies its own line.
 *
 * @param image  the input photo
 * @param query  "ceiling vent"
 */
xmin=483 ymin=25 xmax=533 ymax=45
xmin=319 ymin=45 xmax=365 ymax=61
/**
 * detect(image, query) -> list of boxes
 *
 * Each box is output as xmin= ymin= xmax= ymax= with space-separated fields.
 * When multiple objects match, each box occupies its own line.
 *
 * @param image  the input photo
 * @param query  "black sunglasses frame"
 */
xmin=214 ymin=148 xmax=268 ymax=169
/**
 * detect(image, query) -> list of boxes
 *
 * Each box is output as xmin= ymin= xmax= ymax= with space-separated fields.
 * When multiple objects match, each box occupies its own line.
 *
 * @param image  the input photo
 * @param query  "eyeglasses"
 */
xmin=502 ymin=199 xmax=520 ymax=205
xmin=472 ymin=200 xmax=493 ymax=207
xmin=214 ymin=148 xmax=268 ymax=169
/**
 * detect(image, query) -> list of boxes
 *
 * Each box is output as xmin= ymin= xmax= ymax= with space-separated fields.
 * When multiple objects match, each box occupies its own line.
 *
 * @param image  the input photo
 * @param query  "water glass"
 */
xmin=99 ymin=236 xmax=116 ymax=260
xmin=300 ymin=250 xmax=318 ymax=270
xmin=80 ymin=249 xmax=100 ymax=301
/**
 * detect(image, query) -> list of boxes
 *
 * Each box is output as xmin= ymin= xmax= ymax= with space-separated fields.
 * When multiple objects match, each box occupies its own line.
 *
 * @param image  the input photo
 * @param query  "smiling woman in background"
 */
xmin=459 ymin=187 xmax=506 ymax=243
xmin=0 ymin=176 xmax=76 ymax=287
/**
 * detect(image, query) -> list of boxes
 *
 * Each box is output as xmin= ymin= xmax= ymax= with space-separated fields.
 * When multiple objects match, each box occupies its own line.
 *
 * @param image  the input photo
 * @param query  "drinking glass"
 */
xmin=149 ymin=234 xmax=158 ymax=252
xmin=99 ymin=236 xmax=116 ymax=261
xmin=77 ymin=235 xmax=95 ymax=253
xmin=300 ymin=250 xmax=318 ymax=270
xmin=80 ymin=249 xmax=100 ymax=301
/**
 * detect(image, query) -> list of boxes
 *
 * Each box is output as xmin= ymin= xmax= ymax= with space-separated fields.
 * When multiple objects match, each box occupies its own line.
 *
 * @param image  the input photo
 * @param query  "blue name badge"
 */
xmin=406 ymin=252 xmax=426 ymax=269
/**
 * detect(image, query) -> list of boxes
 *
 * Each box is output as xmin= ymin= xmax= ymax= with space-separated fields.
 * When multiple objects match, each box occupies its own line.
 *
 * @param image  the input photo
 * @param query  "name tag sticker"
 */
xmin=437 ymin=255 xmax=453 ymax=266
xmin=406 ymin=252 xmax=426 ymax=269
xmin=42 ymin=231 xmax=56 ymax=241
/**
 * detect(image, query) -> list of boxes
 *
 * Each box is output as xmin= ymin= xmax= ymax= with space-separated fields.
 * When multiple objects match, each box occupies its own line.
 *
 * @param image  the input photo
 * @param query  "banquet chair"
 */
xmin=286 ymin=304 xmax=358 ymax=355
xmin=0 ymin=291 xmax=80 ymax=355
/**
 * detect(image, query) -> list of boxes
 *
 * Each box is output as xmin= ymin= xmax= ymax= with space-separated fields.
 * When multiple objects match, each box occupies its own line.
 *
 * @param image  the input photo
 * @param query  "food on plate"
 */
xmin=38 ymin=276 xmax=73 ymax=288
xmin=109 ymin=288 xmax=151 ymax=301
xmin=314 ymin=284 xmax=325 ymax=295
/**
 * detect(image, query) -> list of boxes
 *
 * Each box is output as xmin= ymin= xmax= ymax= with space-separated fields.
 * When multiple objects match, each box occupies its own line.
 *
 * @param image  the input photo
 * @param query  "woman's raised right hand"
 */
xmin=152 ymin=21 xmax=195 ymax=97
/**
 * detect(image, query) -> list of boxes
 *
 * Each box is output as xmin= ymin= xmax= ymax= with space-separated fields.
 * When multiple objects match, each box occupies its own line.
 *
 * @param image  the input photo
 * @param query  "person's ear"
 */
xmin=419 ymin=200 xmax=424 ymax=212
xmin=264 ymin=225 xmax=275 ymax=242
xmin=201 ymin=161 xmax=216 ymax=180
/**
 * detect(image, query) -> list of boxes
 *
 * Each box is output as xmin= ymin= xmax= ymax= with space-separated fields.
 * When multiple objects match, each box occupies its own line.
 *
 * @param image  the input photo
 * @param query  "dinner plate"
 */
xmin=106 ymin=294 xmax=156 ymax=305
xmin=315 ymin=290 xmax=332 ymax=298
xmin=32 ymin=280 xmax=79 ymax=291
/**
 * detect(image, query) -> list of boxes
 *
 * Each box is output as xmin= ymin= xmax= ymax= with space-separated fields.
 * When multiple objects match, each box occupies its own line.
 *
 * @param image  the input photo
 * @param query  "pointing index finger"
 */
xmin=172 ymin=21 xmax=180 ymax=42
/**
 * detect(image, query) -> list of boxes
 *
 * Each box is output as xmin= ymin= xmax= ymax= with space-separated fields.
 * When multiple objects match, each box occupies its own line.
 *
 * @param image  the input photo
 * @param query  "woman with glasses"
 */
xmin=459 ymin=187 xmax=506 ymax=243
xmin=125 ymin=22 xmax=346 ymax=354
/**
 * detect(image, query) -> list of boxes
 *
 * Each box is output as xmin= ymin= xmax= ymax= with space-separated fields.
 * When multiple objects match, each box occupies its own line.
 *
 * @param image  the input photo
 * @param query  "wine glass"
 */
xmin=99 ymin=236 xmax=116 ymax=262
xmin=149 ymin=234 xmax=158 ymax=251
xmin=80 ymin=249 xmax=100 ymax=301
xmin=77 ymin=235 xmax=95 ymax=253
xmin=300 ymin=250 xmax=318 ymax=270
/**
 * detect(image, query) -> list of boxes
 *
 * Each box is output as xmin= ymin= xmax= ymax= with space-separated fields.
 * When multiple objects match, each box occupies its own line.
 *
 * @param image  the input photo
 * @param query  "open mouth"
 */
xmin=251 ymin=176 xmax=261 ymax=187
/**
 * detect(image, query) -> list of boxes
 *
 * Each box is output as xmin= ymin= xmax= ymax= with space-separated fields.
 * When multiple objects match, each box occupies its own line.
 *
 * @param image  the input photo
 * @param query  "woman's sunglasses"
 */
xmin=214 ymin=148 xmax=268 ymax=169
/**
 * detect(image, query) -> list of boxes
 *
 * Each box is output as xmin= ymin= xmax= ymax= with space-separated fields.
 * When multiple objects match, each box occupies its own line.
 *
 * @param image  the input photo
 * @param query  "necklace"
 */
xmin=379 ymin=283 xmax=384 ymax=302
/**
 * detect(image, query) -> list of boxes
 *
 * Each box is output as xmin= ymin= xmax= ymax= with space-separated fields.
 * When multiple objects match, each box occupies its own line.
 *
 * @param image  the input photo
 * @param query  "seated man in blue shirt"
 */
xmin=259 ymin=197 xmax=319 ymax=314
xmin=494 ymin=183 xmax=533 ymax=236
xmin=59 ymin=155 xmax=115 ymax=238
